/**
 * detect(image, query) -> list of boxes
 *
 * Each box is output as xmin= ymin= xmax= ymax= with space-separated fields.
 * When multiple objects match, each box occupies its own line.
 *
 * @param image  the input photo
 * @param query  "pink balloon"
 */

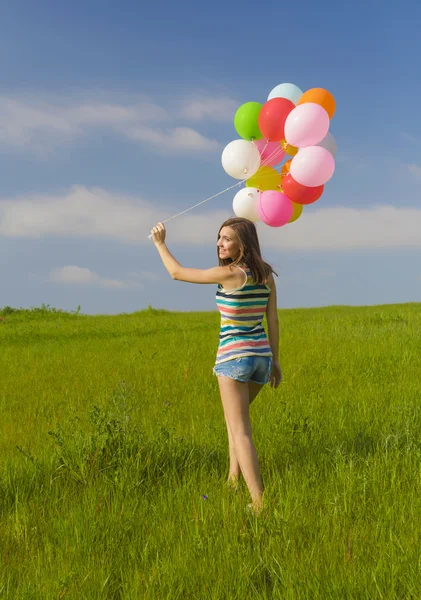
xmin=290 ymin=146 xmax=335 ymax=187
xmin=258 ymin=190 xmax=293 ymax=227
xmin=284 ymin=103 xmax=330 ymax=148
xmin=253 ymin=138 xmax=286 ymax=167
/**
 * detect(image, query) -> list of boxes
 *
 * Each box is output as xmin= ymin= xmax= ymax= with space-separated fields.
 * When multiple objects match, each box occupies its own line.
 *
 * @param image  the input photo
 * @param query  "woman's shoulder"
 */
xmin=266 ymin=271 xmax=275 ymax=289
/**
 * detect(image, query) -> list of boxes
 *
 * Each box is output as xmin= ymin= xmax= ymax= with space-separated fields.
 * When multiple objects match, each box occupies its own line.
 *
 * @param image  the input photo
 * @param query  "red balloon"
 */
xmin=282 ymin=173 xmax=324 ymax=205
xmin=258 ymin=98 xmax=295 ymax=142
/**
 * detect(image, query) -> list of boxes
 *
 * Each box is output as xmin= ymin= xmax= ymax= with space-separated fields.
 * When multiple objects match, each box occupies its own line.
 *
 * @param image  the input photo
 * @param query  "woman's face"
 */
xmin=217 ymin=226 xmax=240 ymax=261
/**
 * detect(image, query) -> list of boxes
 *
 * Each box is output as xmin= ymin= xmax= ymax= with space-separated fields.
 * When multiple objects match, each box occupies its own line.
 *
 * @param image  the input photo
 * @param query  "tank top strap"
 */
xmin=233 ymin=263 xmax=248 ymax=288
xmin=219 ymin=263 xmax=248 ymax=294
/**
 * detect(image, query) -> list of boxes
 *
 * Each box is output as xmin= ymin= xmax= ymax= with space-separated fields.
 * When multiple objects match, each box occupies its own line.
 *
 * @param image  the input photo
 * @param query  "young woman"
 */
xmin=150 ymin=217 xmax=282 ymax=514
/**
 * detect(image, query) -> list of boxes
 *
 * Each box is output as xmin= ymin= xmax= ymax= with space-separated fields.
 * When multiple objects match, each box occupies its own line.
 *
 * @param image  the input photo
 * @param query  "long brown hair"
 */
xmin=217 ymin=217 xmax=278 ymax=284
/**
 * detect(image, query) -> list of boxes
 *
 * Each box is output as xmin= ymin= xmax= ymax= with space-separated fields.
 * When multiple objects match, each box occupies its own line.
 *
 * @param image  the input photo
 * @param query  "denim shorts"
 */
xmin=212 ymin=355 xmax=273 ymax=384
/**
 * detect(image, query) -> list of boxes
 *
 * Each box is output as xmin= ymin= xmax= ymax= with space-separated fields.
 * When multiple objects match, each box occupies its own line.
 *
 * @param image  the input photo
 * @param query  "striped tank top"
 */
xmin=215 ymin=263 xmax=273 ymax=365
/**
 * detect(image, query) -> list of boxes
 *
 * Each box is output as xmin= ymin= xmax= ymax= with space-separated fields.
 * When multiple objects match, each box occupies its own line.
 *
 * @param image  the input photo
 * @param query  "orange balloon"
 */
xmin=281 ymin=139 xmax=298 ymax=157
xmin=298 ymin=88 xmax=336 ymax=119
xmin=281 ymin=159 xmax=292 ymax=176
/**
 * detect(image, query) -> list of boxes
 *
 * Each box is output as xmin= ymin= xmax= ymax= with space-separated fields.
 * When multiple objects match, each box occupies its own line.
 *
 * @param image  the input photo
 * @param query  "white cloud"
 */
xmin=265 ymin=205 xmax=421 ymax=250
xmin=1 ymin=186 xmax=421 ymax=250
xmin=48 ymin=265 xmax=141 ymax=289
xmin=407 ymin=163 xmax=421 ymax=178
xmin=316 ymin=268 xmax=336 ymax=278
xmin=0 ymin=185 xmax=161 ymax=242
xmin=0 ymin=94 xmax=220 ymax=155
xmin=124 ymin=126 xmax=221 ymax=152
xmin=0 ymin=96 xmax=165 ymax=146
xmin=400 ymin=132 xmax=421 ymax=144
xmin=182 ymin=97 xmax=238 ymax=122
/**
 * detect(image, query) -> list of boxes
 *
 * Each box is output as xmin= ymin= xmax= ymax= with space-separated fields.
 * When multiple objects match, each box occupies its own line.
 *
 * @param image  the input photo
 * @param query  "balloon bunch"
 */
xmin=221 ymin=83 xmax=337 ymax=227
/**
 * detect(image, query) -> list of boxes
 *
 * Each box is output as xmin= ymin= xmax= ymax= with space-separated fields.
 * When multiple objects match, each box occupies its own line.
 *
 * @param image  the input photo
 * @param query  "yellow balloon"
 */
xmin=288 ymin=201 xmax=303 ymax=224
xmin=246 ymin=166 xmax=282 ymax=191
xmin=281 ymin=139 xmax=299 ymax=157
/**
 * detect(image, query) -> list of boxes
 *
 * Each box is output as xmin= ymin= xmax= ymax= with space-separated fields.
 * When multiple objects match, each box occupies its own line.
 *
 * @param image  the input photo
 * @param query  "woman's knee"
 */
xmin=232 ymin=430 xmax=253 ymax=446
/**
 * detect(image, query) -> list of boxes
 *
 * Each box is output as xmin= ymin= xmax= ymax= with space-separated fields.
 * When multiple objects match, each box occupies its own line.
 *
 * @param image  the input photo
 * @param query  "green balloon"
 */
xmin=234 ymin=102 xmax=263 ymax=141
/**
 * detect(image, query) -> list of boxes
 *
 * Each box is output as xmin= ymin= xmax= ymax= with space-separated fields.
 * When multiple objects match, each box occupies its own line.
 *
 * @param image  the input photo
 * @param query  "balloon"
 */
xmin=288 ymin=201 xmax=303 ymax=224
xmin=221 ymin=140 xmax=261 ymax=180
xmin=234 ymin=102 xmax=263 ymax=141
xmin=290 ymin=146 xmax=335 ymax=187
xmin=246 ymin=166 xmax=282 ymax=191
xmin=258 ymin=97 xmax=295 ymax=141
xmin=298 ymin=88 xmax=336 ymax=119
xmin=258 ymin=190 xmax=293 ymax=227
xmin=253 ymin=138 xmax=286 ymax=167
xmin=281 ymin=139 xmax=299 ymax=157
xmin=314 ymin=131 xmax=337 ymax=157
xmin=282 ymin=173 xmax=324 ymax=205
xmin=284 ymin=103 xmax=330 ymax=147
xmin=281 ymin=159 xmax=292 ymax=183
xmin=268 ymin=83 xmax=303 ymax=105
xmin=233 ymin=187 xmax=260 ymax=222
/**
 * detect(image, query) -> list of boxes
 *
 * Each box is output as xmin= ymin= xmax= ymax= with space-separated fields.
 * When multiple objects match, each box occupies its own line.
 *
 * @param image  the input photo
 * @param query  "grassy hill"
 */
xmin=1 ymin=303 xmax=420 ymax=598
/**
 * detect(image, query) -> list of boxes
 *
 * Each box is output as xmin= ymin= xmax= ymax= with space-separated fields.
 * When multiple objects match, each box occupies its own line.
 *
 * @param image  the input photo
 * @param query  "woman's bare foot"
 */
xmin=246 ymin=501 xmax=263 ymax=515
xmin=226 ymin=475 xmax=239 ymax=491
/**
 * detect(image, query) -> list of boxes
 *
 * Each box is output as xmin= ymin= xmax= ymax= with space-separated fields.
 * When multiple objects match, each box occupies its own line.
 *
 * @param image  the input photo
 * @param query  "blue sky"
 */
xmin=0 ymin=0 xmax=420 ymax=314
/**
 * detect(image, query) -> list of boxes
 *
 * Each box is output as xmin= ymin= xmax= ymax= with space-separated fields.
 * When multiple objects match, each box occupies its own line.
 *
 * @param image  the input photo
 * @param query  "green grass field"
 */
xmin=1 ymin=302 xmax=420 ymax=599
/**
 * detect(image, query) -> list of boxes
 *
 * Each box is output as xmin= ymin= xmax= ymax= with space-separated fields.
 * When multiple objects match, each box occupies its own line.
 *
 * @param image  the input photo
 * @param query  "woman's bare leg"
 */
xmin=224 ymin=381 xmax=265 ymax=486
xmin=218 ymin=376 xmax=264 ymax=509
xmin=224 ymin=413 xmax=240 ymax=484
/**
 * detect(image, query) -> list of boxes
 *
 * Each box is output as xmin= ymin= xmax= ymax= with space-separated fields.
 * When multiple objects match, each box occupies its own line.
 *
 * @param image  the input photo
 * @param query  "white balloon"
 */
xmin=221 ymin=140 xmax=261 ymax=180
xmin=232 ymin=187 xmax=260 ymax=222
xmin=315 ymin=132 xmax=337 ymax=157
xmin=290 ymin=146 xmax=335 ymax=187
xmin=268 ymin=83 xmax=303 ymax=105
xmin=284 ymin=103 xmax=330 ymax=148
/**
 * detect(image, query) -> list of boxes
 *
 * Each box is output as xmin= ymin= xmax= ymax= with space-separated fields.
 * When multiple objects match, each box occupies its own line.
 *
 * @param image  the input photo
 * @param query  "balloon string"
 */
xmin=252 ymin=139 xmax=290 ymax=170
xmin=151 ymin=181 xmax=245 ymax=227
xmin=148 ymin=140 xmax=291 ymax=238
